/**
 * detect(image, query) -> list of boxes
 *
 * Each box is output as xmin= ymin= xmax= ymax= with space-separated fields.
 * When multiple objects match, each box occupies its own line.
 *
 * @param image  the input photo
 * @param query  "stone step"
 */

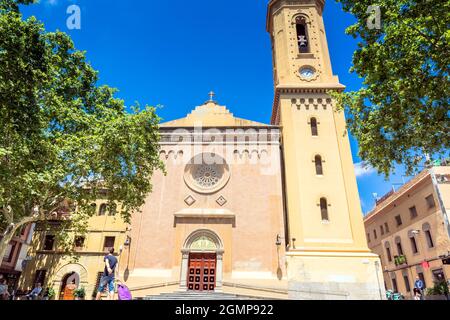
xmin=144 ymin=291 xmax=260 ymax=301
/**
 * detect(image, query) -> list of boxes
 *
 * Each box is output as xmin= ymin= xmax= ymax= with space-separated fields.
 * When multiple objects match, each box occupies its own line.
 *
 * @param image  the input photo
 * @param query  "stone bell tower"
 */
xmin=267 ymin=0 xmax=384 ymax=299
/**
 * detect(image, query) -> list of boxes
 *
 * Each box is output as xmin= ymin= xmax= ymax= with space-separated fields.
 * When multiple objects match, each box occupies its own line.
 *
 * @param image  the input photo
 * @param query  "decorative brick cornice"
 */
xmin=266 ymin=0 xmax=326 ymax=33
xmin=270 ymin=84 xmax=345 ymax=125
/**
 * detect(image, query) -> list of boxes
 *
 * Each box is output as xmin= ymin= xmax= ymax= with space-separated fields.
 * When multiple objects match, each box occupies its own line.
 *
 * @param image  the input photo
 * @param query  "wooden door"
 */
xmin=187 ymin=253 xmax=217 ymax=292
xmin=59 ymin=272 xmax=78 ymax=300
xmin=62 ymin=284 xmax=76 ymax=300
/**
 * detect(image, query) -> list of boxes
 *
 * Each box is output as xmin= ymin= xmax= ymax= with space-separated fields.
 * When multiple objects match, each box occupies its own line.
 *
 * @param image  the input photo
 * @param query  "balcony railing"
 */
xmin=394 ymin=255 xmax=408 ymax=266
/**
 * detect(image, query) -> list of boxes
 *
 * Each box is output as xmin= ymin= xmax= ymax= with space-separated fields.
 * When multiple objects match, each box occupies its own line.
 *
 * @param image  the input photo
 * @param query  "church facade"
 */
xmin=122 ymin=101 xmax=288 ymax=298
xmin=120 ymin=0 xmax=385 ymax=300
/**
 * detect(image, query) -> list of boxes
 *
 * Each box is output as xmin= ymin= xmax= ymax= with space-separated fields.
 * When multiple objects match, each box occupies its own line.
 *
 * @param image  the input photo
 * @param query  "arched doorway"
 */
xmin=59 ymin=272 xmax=80 ymax=300
xmin=53 ymin=263 xmax=88 ymax=300
xmin=180 ymin=229 xmax=224 ymax=293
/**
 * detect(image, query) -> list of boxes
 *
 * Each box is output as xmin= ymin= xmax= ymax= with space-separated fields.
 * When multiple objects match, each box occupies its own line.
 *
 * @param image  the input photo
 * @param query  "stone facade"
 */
xmin=120 ymin=107 xmax=288 ymax=297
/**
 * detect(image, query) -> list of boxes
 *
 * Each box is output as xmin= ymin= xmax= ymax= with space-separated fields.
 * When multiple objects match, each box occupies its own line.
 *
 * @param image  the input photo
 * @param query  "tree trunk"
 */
xmin=0 ymin=216 xmax=38 ymax=261
xmin=0 ymin=227 xmax=18 ymax=263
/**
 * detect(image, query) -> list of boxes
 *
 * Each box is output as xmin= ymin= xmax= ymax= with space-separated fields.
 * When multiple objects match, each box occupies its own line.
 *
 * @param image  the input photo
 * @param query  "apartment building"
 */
xmin=364 ymin=166 xmax=450 ymax=298
xmin=18 ymin=199 xmax=128 ymax=300
xmin=1 ymin=224 xmax=34 ymax=292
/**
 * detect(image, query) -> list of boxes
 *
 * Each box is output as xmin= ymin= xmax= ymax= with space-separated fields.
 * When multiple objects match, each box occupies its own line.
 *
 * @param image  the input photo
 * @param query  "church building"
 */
xmin=120 ymin=0 xmax=384 ymax=300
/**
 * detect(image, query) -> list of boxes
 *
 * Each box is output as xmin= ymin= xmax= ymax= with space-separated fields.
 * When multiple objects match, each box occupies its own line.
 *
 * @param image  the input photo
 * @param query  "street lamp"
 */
xmin=124 ymin=236 xmax=131 ymax=247
xmin=275 ymin=234 xmax=282 ymax=247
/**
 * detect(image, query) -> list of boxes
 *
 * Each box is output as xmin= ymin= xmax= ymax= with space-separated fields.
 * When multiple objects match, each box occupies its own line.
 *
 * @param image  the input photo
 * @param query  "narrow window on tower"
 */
xmin=295 ymin=16 xmax=310 ymax=53
xmin=320 ymin=198 xmax=329 ymax=222
xmin=315 ymin=155 xmax=323 ymax=175
xmin=310 ymin=117 xmax=318 ymax=136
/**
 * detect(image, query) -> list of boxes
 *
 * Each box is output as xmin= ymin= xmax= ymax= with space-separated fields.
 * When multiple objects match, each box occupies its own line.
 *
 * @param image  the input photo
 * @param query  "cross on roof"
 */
xmin=208 ymin=91 xmax=216 ymax=102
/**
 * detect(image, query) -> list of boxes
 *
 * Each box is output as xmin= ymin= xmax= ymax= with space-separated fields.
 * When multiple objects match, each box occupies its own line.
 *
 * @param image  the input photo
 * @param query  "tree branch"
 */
xmin=1 ymin=206 xmax=13 ymax=224
xmin=400 ymin=20 xmax=438 ymax=50
xmin=16 ymin=214 xmax=41 ymax=229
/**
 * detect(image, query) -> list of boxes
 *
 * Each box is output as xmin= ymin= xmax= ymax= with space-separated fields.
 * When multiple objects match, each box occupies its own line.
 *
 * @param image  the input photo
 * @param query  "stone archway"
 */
xmin=58 ymin=272 xmax=80 ymax=300
xmin=53 ymin=263 xmax=89 ymax=299
xmin=179 ymin=229 xmax=224 ymax=292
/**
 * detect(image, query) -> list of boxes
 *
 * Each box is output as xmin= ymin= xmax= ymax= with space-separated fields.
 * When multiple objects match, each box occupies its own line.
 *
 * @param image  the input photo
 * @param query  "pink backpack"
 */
xmin=117 ymin=284 xmax=132 ymax=301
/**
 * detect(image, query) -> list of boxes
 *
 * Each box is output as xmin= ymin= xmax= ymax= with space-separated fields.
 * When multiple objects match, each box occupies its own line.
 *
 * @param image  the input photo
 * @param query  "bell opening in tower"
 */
xmin=295 ymin=16 xmax=310 ymax=53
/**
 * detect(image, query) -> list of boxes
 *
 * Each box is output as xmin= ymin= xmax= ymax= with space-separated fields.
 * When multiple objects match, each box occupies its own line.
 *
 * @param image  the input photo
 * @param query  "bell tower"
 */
xmin=267 ymin=0 xmax=341 ymax=90
xmin=267 ymin=0 xmax=384 ymax=299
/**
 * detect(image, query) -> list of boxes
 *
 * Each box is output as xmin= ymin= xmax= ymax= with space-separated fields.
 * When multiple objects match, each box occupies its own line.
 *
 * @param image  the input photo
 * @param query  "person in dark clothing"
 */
xmin=96 ymin=247 xmax=118 ymax=300
xmin=0 ymin=278 xmax=10 ymax=300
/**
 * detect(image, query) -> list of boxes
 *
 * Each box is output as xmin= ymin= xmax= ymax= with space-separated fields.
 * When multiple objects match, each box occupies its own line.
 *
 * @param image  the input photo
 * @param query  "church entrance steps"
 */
xmin=222 ymin=282 xmax=289 ymax=300
xmin=128 ymin=281 xmax=179 ymax=292
xmin=143 ymin=291 xmax=265 ymax=301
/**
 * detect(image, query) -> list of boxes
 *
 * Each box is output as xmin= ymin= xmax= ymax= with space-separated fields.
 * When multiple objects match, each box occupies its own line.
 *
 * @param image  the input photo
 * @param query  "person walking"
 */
xmin=96 ymin=247 xmax=118 ymax=300
xmin=414 ymin=277 xmax=424 ymax=300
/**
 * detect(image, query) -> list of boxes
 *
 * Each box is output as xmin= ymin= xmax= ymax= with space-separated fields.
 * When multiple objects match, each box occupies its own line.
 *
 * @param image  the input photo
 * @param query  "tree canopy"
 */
xmin=335 ymin=0 xmax=449 ymax=176
xmin=0 ymin=0 xmax=163 ymax=258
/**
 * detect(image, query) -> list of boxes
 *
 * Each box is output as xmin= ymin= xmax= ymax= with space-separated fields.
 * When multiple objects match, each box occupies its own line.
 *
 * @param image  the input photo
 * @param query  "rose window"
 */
xmin=193 ymin=165 xmax=222 ymax=188
xmin=184 ymin=153 xmax=230 ymax=194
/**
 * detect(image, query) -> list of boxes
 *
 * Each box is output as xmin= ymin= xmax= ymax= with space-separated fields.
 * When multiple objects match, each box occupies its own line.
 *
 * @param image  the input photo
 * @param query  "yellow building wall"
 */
xmin=18 ymin=201 xmax=128 ymax=300
xmin=279 ymin=96 xmax=369 ymax=251
xmin=268 ymin=0 xmax=384 ymax=299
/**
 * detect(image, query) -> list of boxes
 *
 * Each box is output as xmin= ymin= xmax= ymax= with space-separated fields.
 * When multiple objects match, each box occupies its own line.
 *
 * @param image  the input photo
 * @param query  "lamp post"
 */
xmin=276 ymin=234 xmax=282 ymax=247
xmin=124 ymin=236 xmax=131 ymax=247
xmin=275 ymin=235 xmax=283 ymax=279
xmin=118 ymin=236 xmax=131 ymax=280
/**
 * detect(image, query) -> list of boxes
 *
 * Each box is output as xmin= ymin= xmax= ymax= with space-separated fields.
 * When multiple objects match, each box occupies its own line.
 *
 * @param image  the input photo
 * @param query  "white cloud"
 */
xmin=354 ymin=162 xmax=376 ymax=178
xmin=45 ymin=0 xmax=58 ymax=6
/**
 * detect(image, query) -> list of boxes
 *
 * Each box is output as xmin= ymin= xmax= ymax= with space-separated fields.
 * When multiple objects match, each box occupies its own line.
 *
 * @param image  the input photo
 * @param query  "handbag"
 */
xmin=117 ymin=283 xmax=132 ymax=301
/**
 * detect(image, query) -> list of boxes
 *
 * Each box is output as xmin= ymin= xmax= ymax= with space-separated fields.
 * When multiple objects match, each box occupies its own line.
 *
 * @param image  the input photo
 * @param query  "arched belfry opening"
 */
xmin=179 ymin=229 xmax=224 ymax=292
xmin=295 ymin=16 xmax=310 ymax=53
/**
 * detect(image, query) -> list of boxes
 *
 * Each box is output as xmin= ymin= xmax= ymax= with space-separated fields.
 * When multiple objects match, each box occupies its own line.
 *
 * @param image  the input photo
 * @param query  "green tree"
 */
xmin=334 ymin=0 xmax=449 ymax=176
xmin=0 ymin=0 xmax=164 ymax=259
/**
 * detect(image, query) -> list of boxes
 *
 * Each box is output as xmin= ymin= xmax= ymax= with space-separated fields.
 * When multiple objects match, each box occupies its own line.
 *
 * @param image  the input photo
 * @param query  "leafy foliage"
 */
xmin=334 ymin=0 xmax=449 ymax=176
xmin=46 ymin=287 xmax=56 ymax=299
xmin=426 ymin=281 xmax=449 ymax=296
xmin=0 ymin=0 xmax=35 ymax=13
xmin=0 ymin=0 xmax=163 ymax=256
xmin=73 ymin=287 xmax=86 ymax=299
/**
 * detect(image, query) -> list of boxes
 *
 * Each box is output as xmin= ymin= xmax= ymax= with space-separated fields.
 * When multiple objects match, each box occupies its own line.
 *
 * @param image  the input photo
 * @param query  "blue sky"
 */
xmin=20 ymin=0 xmax=414 ymax=214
